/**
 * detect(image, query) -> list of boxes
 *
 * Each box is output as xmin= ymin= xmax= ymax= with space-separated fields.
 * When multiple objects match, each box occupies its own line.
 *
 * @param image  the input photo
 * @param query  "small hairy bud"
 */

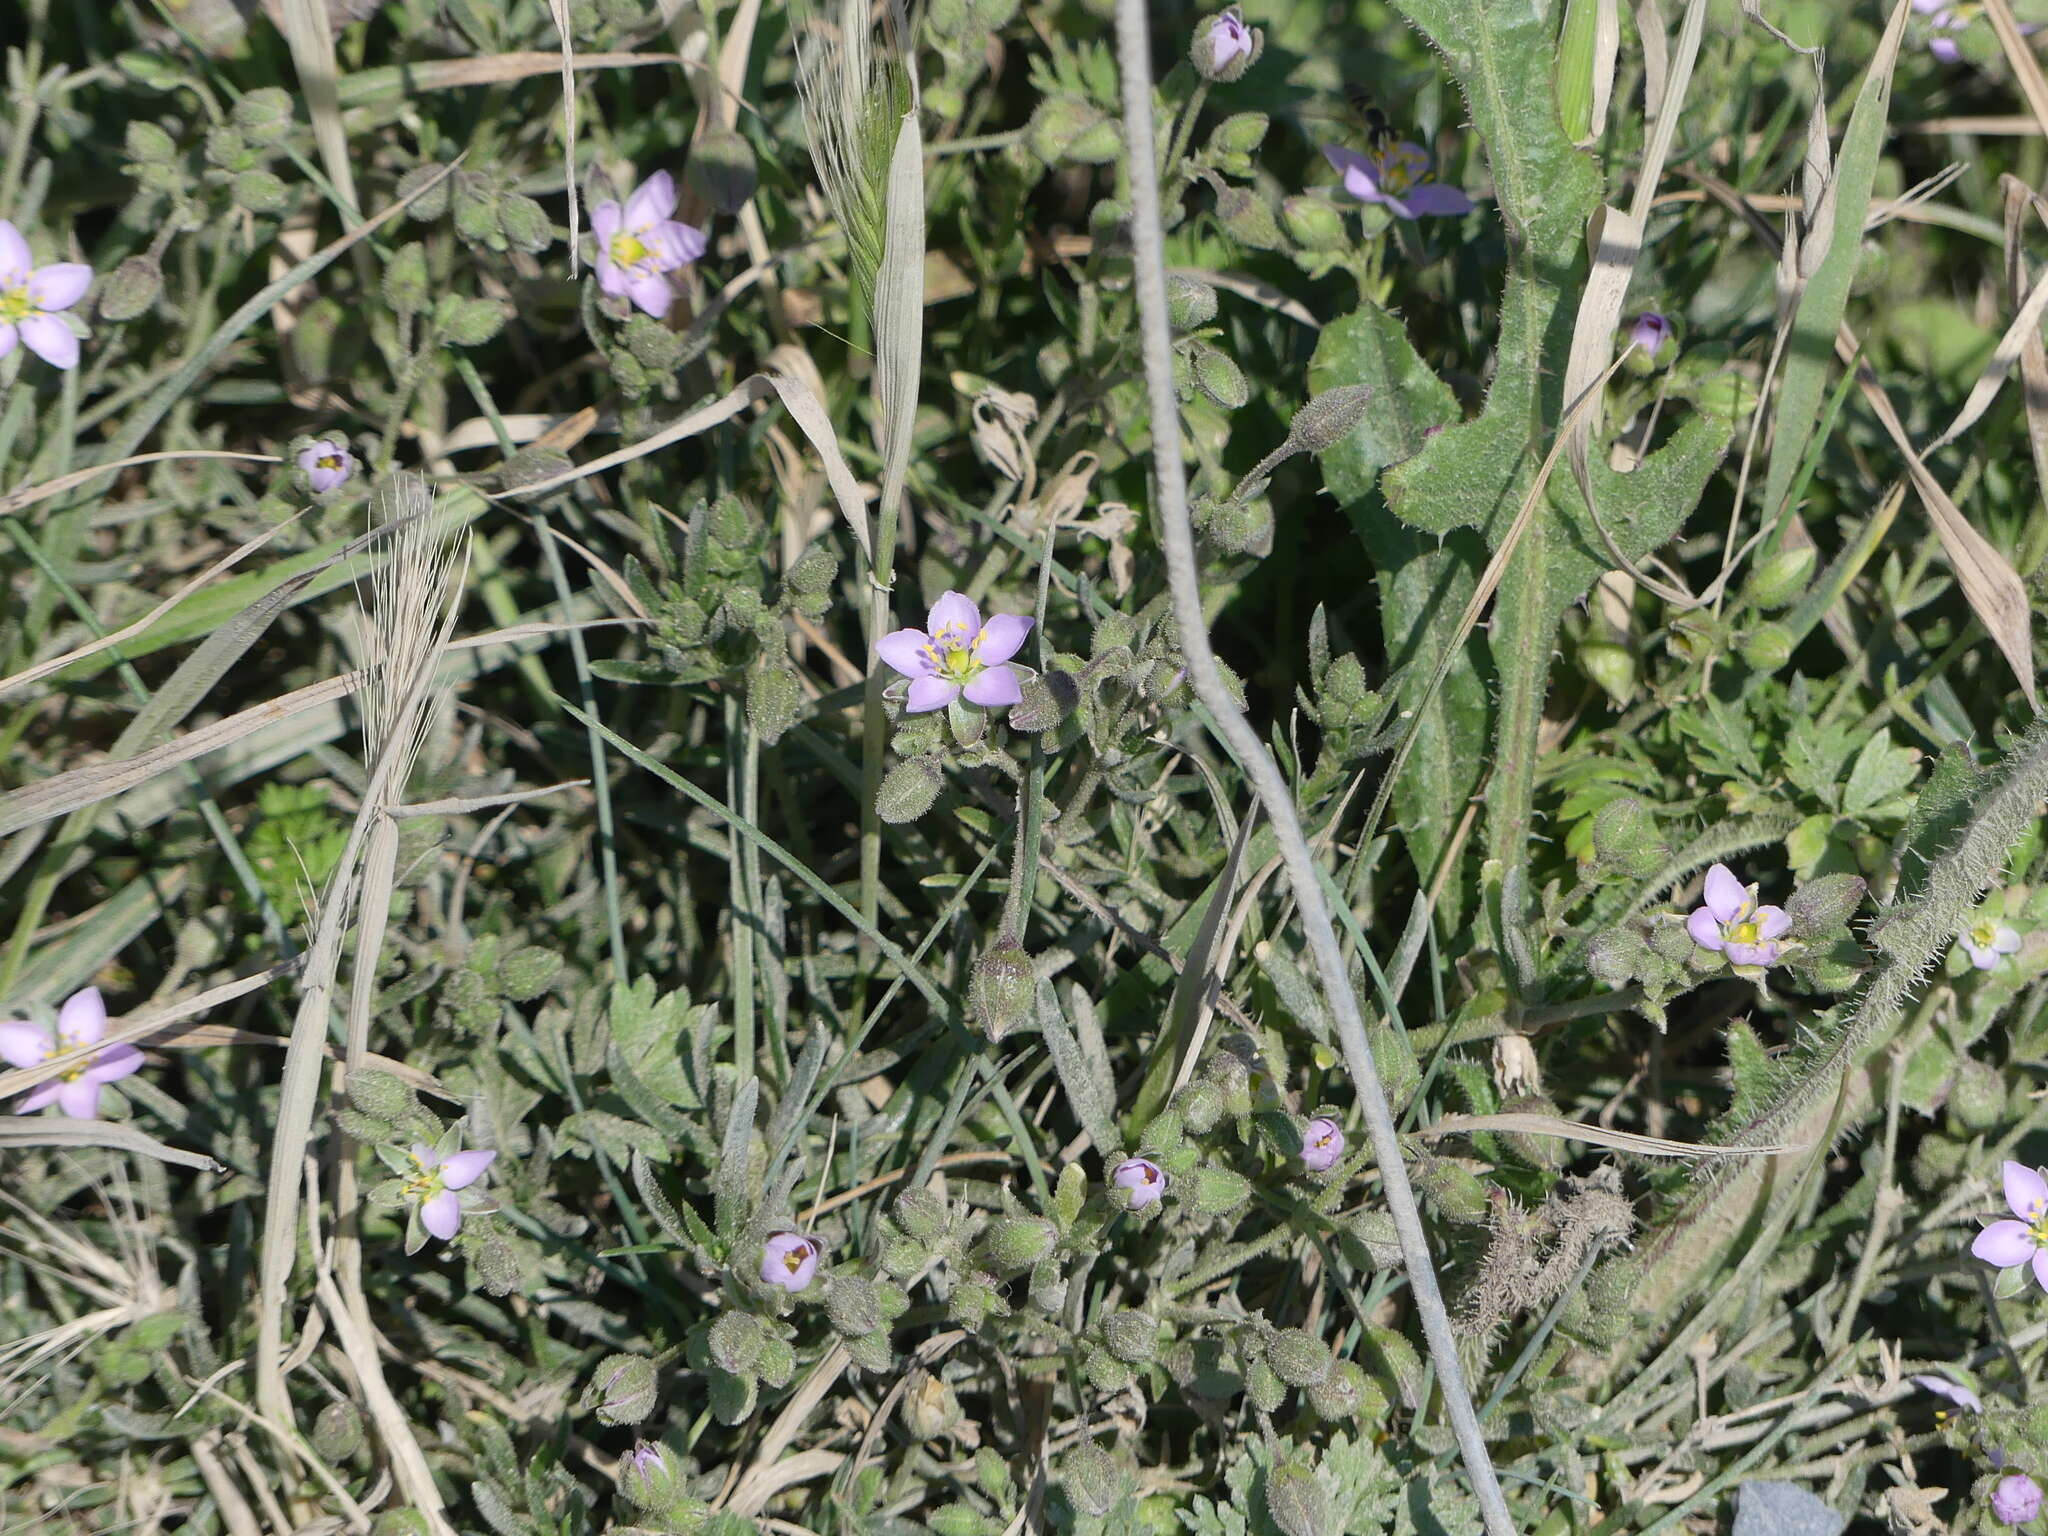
xmin=1307 ymin=1358 xmax=1374 ymax=1421
xmin=580 ymin=1353 xmax=658 ymax=1425
xmin=398 ymin=162 xmax=453 ymax=221
xmin=1785 ymin=872 xmax=1867 ymax=936
xmin=233 ymin=88 xmax=294 ymax=136
xmin=982 ymin=1214 xmax=1056 ymax=1272
xmin=1578 ymin=639 xmax=1637 ymax=705
xmin=497 ymin=946 xmax=561 ymax=1002
xmin=125 ymin=121 xmax=178 ymax=164
xmin=1175 ymin=1078 xmax=1225 ymax=1134
xmin=1739 ymin=622 xmax=1793 ymax=673
xmin=1265 ymin=1459 xmax=1334 ymax=1536
xmin=1191 ymin=345 xmax=1250 ymax=409
xmin=969 ymin=946 xmax=1036 ymax=1042
xmin=1166 ymin=274 xmax=1219 ymax=332
xmin=1059 ymin=1443 xmax=1127 ymax=1518
xmin=346 ymin=1068 xmax=416 ymax=1123
xmin=1190 ymin=1164 xmax=1251 ymax=1217
xmin=497 ymin=193 xmax=553 ymax=253
xmin=382 ymin=243 xmax=430 ymax=315
xmin=1100 ymin=1311 xmax=1156 ymax=1363
xmin=437 ymin=294 xmax=507 ymax=347
xmin=1282 ymin=195 xmax=1348 ymax=251
xmin=746 ymin=661 xmax=806 ymax=746
xmin=1027 ymin=97 xmax=1121 ymax=166
xmin=1287 ymin=386 xmax=1375 ymax=454
xmin=1216 ymin=186 xmax=1286 ymax=249
xmin=98 ymin=257 xmax=161 ymax=321
xmin=892 ymin=1184 xmax=948 ymax=1243
xmin=312 ymin=1400 xmax=363 ymax=1461
xmin=826 ymin=1275 xmax=885 ymax=1337
xmin=618 ymin=1441 xmax=689 ymax=1513
xmin=1413 ymin=1156 xmax=1489 ymax=1221
xmin=231 ymin=169 xmax=290 ymax=215
xmin=688 ymin=126 xmax=759 ymax=214
xmin=1586 ymin=927 xmax=1649 ymax=990
xmin=708 ymin=1311 xmax=766 ymax=1374
xmin=1265 ymin=1327 xmax=1332 ymax=1387
xmin=1741 ymin=543 xmax=1817 ymax=611
xmin=1245 ymin=1357 xmax=1287 ymax=1412
xmin=877 ymin=756 xmax=943 ymax=824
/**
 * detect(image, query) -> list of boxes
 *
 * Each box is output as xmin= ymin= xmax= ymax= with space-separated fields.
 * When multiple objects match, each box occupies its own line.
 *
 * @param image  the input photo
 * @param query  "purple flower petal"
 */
xmin=2031 ymin=1246 xmax=2048 ymax=1296
xmin=1401 ymin=182 xmax=1474 ymax=217
xmin=17 ymin=1079 xmax=63 ymax=1113
xmin=653 ymin=221 xmax=708 ymax=268
xmin=55 ymin=1079 xmax=102 ymax=1118
xmin=905 ymin=675 xmax=960 ymax=713
xmin=420 ymin=1188 xmax=463 ymax=1241
xmin=626 ymin=272 xmax=673 ymax=318
xmin=974 ymin=613 xmax=1033 ymax=666
xmin=1997 ymin=925 xmax=2024 ymax=954
xmin=597 ymin=259 xmax=630 ymax=297
xmin=625 ymin=170 xmax=677 ymax=228
xmin=0 ymin=221 xmax=28 ymax=284
xmin=2005 ymin=1160 xmax=2048 ymax=1221
xmin=962 ymin=665 xmax=1023 ymax=707
xmin=1911 ymin=1374 xmax=1982 ymax=1412
xmin=877 ymin=628 xmax=935 ymax=679
xmin=1723 ymin=941 xmax=1777 ymax=968
xmin=1753 ymin=906 xmax=1793 ymax=941
xmin=1703 ymin=864 xmax=1748 ymax=923
xmin=82 ymin=1043 xmax=143 ymax=1084
xmin=18 ymin=314 xmax=78 ymax=370
xmin=410 ymin=1141 xmax=439 ymax=1169
xmin=1974 ymin=1218 xmax=2037 ymax=1267
xmin=1929 ymin=35 xmax=1961 ymax=63
xmin=0 ymin=1019 xmax=50 ymax=1069
xmin=1322 ymin=144 xmax=1375 ymax=195
xmin=1686 ymin=906 xmax=1725 ymax=951
xmin=926 ymin=590 xmax=981 ymax=642
xmin=59 ymin=987 xmax=106 ymax=1047
xmin=27 ymin=262 xmax=92 ymax=312
xmin=592 ymin=202 xmax=622 ymax=245
xmin=439 ymin=1149 xmax=497 ymax=1190
xmin=761 ymin=1231 xmax=819 ymax=1291
xmin=0 ymin=323 xmax=16 ymax=360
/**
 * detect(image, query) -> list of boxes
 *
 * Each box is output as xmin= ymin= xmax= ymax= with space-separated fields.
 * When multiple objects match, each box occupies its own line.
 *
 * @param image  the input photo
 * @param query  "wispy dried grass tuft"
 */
xmin=792 ymin=0 xmax=913 ymax=310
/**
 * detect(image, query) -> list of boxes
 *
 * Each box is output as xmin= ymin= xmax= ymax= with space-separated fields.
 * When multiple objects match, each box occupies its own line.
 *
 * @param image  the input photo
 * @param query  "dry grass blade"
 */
xmin=543 ymin=0 xmax=581 ymax=276
xmin=1418 ymin=1112 xmax=1811 ymax=1159
xmin=336 ymin=52 xmax=680 ymax=108
xmin=2004 ymin=176 xmax=2048 ymax=564
xmin=277 ymin=0 xmax=361 ymax=222
xmin=0 ymin=451 xmax=282 ymax=519
xmin=0 ymin=1115 xmax=221 ymax=1170
xmin=1984 ymin=0 xmax=2048 ymax=139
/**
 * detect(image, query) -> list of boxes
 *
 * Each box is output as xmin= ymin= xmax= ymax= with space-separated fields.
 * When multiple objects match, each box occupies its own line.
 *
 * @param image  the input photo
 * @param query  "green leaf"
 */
xmin=1843 ymin=730 xmax=1920 ymax=817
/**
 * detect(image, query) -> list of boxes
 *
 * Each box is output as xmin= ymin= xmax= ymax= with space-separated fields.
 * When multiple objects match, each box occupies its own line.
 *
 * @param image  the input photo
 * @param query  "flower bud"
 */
xmin=618 ymin=1441 xmax=688 ymax=1512
xmin=1210 ymin=112 xmax=1269 ymax=156
xmin=948 ymin=1276 xmax=1003 ymax=1328
xmin=382 ymin=243 xmax=430 ymax=316
xmin=1307 ymin=1357 xmax=1378 ymax=1420
xmin=1281 ymin=195 xmax=1348 ymax=251
xmin=1191 ymin=345 xmax=1250 ymax=409
xmin=234 ymin=88 xmax=294 ymax=136
xmin=826 ymin=1275 xmax=885 ymax=1337
xmin=98 ymin=257 xmax=160 ymax=322
xmin=1166 ymin=274 xmax=1219 ymax=332
xmin=1189 ymin=8 xmax=1260 ymax=82
xmin=746 ymin=660 xmax=806 ymax=746
xmin=754 ymin=1333 xmax=796 ymax=1388
xmin=346 ymin=1068 xmax=416 ymax=1123
xmin=1084 ymin=1344 xmax=1134 ymax=1392
xmin=1058 ymin=1443 xmax=1127 ymax=1518
xmin=968 ymin=946 xmax=1036 ymax=1042
xmin=580 ymin=1353 xmax=659 ymax=1425
xmin=398 ymin=162 xmax=453 ymax=221
xmin=1413 ymin=1156 xmax=1489 ymax=1221
xmin=708 ymin=1310 xmax=766 ymax=1374
xmin=1741 ymin=543 xmax=1817 ymax=611
xmin=1027 ymin=97 xmax=1121 ymax=166
xmin=1216 ymin=186 xmax=1286 ymax=249
xmin=1265 ymin=1459 xmax=1334 ymax=1536
xmin=982 ymin=1214 xmax=1056 ymax=1271
xmin=125 ymin=120 xmax=178 ymax=164
xmin=232 ymin=169 xmax=290 ymax=215
xmin=437 ymin=294 xmax=507 ymax=347
xmin=1264 ymin=1328 xmax=1331 ymax=1387
xmin=1785 ymin=873 xmax=1866 ymax=936
xmin=312 ymin=1400 xmax=363 ymax=1461
xmin=900 ymin=1370 xmax=966 ymax=1441
xmin=688 ymin=126 xmax=759 ymax=214
xmin=498 ymin=946 xmax=561 ymax=1002
xmin=877 ymin=756 xmax=943 ymax=824
xmin=1100 ymin=1310 xmax=1157 ymax=1363
xmin=892 ymin=1184 xmax=948 ymax=1243
xmin=1586 ymin=927 xmax=1649 ymax=990
xmin=1287 ymin=385 xmax=1375 ymax=454
xmin=1738 ymin=622 xmax=1793 ymax=673
xmin=1245 ymin=1356 xmax=1287 ymax=1412
xmin=1578 ymin=639 xmax=1637 ymax=706
xmin=497 ymin=193 xmax=553 ymax=253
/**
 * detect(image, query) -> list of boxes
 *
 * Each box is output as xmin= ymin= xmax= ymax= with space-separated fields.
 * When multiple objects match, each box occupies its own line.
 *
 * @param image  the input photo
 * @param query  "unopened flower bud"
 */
xmin=1059 ymin=1443 xmax=1127 ymax=1518
xmin=892 ymin=1184 xmax=948 ymax=1243
xmin=1578 ymin=639 xmax=1637 ymax=705
xmin=969 ymin=946 xmax=1035 ymax=1042
xmin=1215 ymin=186 xmax=1285 ymax=250
xmin=1287 ymin=385 xmax=1375 ymax=454
xmin=580 ymin=1352 xmax=658 ymax=1425
xmin=1414 ymin=1156 xmax=1489 ymax=1221
xmin=346 ymin=1068 xmax=416 ymax=1123
xmin=826 ymin=1275 xmax=884 ymax=1337
xmin=618 ymin=1441 xmax=688 ymax=1512
xmin=1027 ymin=97 xmax=1120 ymax=166
xmin=1307 ymin=1358 xmax=1376 ymax=1421
xmin=1282 ymin=195 xmax=1348 ymax=251
xmin=1742 ymin=544 xmax=1817 ymax=611
xmin=1190 ymin=1164 xmax=1251 ymax=1217
xmin=232 ymin=169 xmax=290 ymax=214
xmin=233 ymin=88 xmax=294 ymax=136
xmin=437 ymin=294 xmax=507 ymax=347
xmin=312 ymin=1400 xmax=363 ymax=1461
xmin=1739 ymin=622 xmax=1793 ymax=672
xmin=399 ymin=162 xmax=454 ymax=221
xmin=1166 ymin=274 xmax=1218 ymax=332
xmin=98 ymin=257 xmax=160 ymax=321
xmin=982 ymin=1214 xmax=1056 ymax=1271
xmin=1191 ymin=345 xmax=1250 ymax=409
xmin=1190 ymin=8 xmax=1260 ymax=82
xmin=1100 ymin=1310 xmax=1156 ymax=1363
xmin=1785 ymin=873 xmax=1866 ymax=936
xmin=1265 ymin=1327 xmax=1332 ymax=1387
xmin=708 ymin=1310 xmax=766 ymax=1374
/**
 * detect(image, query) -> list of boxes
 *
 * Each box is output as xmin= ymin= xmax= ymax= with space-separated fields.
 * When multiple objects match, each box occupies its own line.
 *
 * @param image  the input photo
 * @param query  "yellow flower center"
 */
xmin=1731 ymin=920 xmax=1761 ymax=945
xmin=1377 ymin=144 xmax=1429 ymax=196
xmin=0 ymin=284 xmax=32 ymax=325
xmin=400 ymin=1151 xmax=442 ymax=1202
xmin=1974 ymin=922 xmax=2001 ymax=948
xmin=781 ymin=1244 xmax=810 ymax=1274
xmin=610 ymin=232 xmax=653 ymax=271
xmin=317 ymin=454 xmax=342 ymax=471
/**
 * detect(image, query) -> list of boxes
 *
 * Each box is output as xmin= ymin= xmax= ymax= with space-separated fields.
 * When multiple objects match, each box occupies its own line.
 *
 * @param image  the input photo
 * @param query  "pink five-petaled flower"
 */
xmin=1962 ymin=920 xmax=2024 ymax=971
xmin=1626 ymin=312 xmax=1678 ymax=366
xmin=398 ymin=1141 xmax=496 ymax=1251
xmin=1322 ymin=141 xmax=1474 ymax=221
xmin=0 ymin=220 xmax=91 ymax=371
xmin=1686 ymin=863 xmax=1794 ymax=970
xmin=1995 ymin=1472 xmax=2045 ymax=1526
xmin=1301 ymin=1116 xmax=1345 ymax=1173
xmin=761 ymin=1231 xmax=820 ymax=1292
xmin=1973 ymin=1161 xmax=2048 ymax=1292
xmin=297 ymin=438 xmax=355 ymax=494
xmin=878 ymin=591 xmax=1033 ymax=713
xmin=0 ymin=987 xmax=142 ymax=1118
xmin=1112 ymin=1157 xmax=1167 ymax=1210
xmin=592 ymin=171 xmax=707 ymax=320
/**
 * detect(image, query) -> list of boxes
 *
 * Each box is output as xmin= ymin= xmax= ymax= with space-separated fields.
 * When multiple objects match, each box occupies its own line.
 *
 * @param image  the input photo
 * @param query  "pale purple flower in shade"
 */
xmin=1912 ymin=1373 xmax=1983 ymax=1414
xmin=1111 ymin=1157 xmax=1167 ymax=1210
xmin=1202 ymin=11 xmax=1252 ymax=71
xmin=1686 ymin=863 xmax=1794 ymax=969
xmin=1300 ymin=1116 xmax=1345 ymax=1173
xmin=400 ymin=1141 xmax=496 ymax=1249
xmin=1626 ymin=312 xmax=1678 ymax=366
xmin=1961 ymin=921 xmax=2024 ymax=971
xmin=0 ymin=988 xmax=142 ymax=1118
xmin=1971 ymin=1161 xmax=2048 ymax=1292
xmin=0 ymin=220 xmax=91 ymax=370
xmin=592 ymin=171 xmax=707 ymax=319
xmin=877 ymin=591 xmax=1033 ymax=713
xmin=760 ymin=1231 xmax=820 ymax=1292
xmin=1994 ymin=1472 xmax=2044 ymax=1526
xmin=297 ymin=438 xmax=355 ymax=493
xmin=1322 ymin=142 xmax=1474 ymax=220
xmin=1914 ymin=0 xmax=1966 ymax=61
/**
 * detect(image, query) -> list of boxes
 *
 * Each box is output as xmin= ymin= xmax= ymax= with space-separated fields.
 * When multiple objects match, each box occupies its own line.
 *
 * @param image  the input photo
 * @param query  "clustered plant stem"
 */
xmin=1111 ymin=4 xmax=1514 ymax=1531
